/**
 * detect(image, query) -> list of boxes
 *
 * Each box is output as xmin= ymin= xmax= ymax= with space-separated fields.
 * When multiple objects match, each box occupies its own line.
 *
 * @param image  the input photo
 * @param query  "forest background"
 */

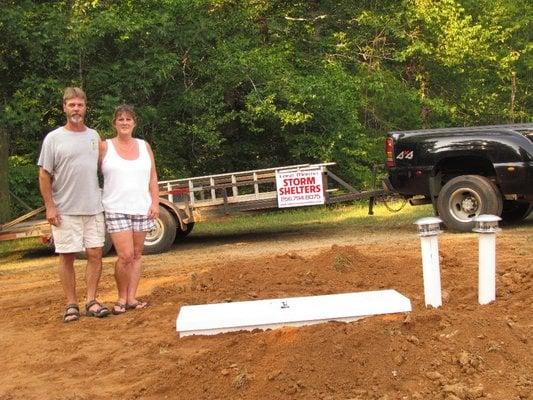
xmin=0 ymin=0 xmax=531 ymax=221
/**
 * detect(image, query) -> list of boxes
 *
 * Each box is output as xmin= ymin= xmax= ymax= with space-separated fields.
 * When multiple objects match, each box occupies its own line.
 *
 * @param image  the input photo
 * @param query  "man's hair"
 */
xmin=63 ymin=87 xmax=86 ymax=104
xmin=113 ymin=104 xmax=137 ymax=123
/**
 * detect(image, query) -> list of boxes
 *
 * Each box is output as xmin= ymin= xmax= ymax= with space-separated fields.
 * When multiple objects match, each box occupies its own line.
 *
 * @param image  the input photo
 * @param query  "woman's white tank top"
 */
xmin=101 ymin=139 xmax=152 ymax=215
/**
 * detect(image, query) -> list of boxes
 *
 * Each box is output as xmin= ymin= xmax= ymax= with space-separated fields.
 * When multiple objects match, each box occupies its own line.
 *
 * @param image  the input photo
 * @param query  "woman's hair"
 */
xmin=112 ymin=104 xmax=137 ymax=123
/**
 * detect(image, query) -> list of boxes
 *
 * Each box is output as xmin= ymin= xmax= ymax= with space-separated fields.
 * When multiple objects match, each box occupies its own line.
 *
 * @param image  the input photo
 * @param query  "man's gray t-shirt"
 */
xmin=38 ymin=127 xmax=103 ymax=215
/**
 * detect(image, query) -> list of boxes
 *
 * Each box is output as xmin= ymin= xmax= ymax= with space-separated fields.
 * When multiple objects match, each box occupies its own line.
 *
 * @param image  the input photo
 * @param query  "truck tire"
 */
xmin=437 ymin=175 xmax=503 ymax=232
xmin=144 ymin=206 xmax=176 ymax=254
xmin=175 ymin=222 xmax=194 ymax=242
xmin=501 ymin=200 xmax=532 ymax=223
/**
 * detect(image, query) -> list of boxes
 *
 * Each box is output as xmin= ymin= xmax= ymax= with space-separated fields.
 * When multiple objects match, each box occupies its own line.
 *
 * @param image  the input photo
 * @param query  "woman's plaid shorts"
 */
xmin=104 ymin=212 xmax=156 ymax=233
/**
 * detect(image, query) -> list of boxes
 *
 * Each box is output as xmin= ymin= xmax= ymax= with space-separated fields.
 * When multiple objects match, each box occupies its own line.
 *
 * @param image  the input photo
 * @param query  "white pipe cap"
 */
xmin=473 ymin=214 xmax=501 ymax=233
xmin=415 ymin=217 xmax=443 ymax=236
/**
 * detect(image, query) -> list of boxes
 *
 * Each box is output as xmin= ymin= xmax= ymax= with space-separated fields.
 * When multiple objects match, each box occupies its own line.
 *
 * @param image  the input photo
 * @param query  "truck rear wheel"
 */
xmin=144 ymin=206 xmax=176 ymax=254
xmin=501 ymin=200 xmax=532 ymax=223
xmin=437 ymin=175 xmax=503 ymax=232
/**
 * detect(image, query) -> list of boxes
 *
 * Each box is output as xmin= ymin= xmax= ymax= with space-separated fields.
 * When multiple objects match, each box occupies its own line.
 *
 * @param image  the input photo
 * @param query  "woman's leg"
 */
xmin=110 ymin=230 xmax=134 ymax=309
xmin=126 ymin=231 xmax=148 ymax=307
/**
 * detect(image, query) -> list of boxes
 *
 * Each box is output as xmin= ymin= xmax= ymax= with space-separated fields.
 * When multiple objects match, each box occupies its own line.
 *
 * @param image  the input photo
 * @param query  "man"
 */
xmin=38 ymin=87 xmax=110 ymax=322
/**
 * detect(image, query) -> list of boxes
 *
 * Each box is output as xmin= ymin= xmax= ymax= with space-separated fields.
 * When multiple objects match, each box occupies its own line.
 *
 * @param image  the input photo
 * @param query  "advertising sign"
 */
xmin=276 ymin=168 xmax=325 ymax=208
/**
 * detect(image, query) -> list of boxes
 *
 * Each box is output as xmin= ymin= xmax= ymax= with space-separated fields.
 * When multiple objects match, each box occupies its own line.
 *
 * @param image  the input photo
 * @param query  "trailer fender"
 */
xmin=158 ymin=198 xmax=189 ymax=231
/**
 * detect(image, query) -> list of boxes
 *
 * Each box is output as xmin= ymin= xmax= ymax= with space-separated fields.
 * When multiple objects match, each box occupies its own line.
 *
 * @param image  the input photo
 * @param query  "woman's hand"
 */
xmin=148 ymin=202 xmax=160 ymax=220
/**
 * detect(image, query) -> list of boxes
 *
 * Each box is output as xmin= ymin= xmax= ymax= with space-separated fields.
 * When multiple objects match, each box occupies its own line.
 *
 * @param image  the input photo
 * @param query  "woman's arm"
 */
xmin=146 ymin=142 xmax=160 ymax=219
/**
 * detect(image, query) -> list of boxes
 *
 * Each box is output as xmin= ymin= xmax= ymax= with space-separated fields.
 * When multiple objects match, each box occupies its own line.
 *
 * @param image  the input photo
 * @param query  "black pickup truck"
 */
xmin=385 ymin=124 xmax=533 ymax=231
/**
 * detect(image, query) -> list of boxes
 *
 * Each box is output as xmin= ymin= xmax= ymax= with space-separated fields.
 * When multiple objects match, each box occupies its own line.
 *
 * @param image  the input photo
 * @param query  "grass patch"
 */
xmin=193 ymin=202 xmax=433 ymax=237
xmin=0 ymin=203 xmax=435 ymax=260
xmin=0 ymin=237 xmax=47 ymax=258
xmin=0 ymin=237 xmax=54 ymax=274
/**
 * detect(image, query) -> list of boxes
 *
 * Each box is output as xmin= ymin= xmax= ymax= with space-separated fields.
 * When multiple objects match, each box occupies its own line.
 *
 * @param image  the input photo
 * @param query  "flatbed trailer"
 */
xmin=0 ymin=163 xmax=391 ymax=254
xmin=0 ymin=206 xmax=49 ymax=242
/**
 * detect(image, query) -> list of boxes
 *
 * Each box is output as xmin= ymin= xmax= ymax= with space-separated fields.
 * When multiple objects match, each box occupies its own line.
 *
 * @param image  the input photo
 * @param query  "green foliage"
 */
xmin=0 ymin=0 xmax=531 ymax=210
xmin=0 ymin=128 xmax=9 ymax=223
xmin=8 ymin=155 xmax=41 ymax=217
xmin=398 ymin=0 xmax=532 ymax=124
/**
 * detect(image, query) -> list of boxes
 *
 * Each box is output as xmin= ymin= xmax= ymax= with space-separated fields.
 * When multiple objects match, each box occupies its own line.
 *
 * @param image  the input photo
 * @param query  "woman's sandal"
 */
xmin=63 ymin=304 xmax=80 ymax=323
xmin=85 ymin=300 xmax=110 ymax=318
xmin=112 ymin=302 xmax=127 ymax=315
xmin=126 ymin=300 xmax=148 ymax=310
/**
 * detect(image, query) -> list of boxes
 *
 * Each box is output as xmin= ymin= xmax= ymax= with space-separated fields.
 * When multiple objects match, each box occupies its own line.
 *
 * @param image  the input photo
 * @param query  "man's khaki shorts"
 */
xmin=51 ymin=213 xmax=105 ymax=253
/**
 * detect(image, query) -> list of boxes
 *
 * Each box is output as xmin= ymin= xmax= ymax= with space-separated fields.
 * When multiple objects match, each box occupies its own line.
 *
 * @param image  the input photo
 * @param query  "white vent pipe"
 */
xmin=473 ymin=214 xmax=501 ymax=305
xmin=415 ymin=217 xmax=443 ymax=308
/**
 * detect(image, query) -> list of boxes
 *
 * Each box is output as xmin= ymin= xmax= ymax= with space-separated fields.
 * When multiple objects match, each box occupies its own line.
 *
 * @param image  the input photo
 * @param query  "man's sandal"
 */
xmin=63 ymin=304 xmax=80 ymax=323
xmin=112 ymin=302 xmax=126 ymax=315
xmin=126 ymin=300 xmax=148 ymax=310
xmin=85 ymin=300 xmax=110 ymax=318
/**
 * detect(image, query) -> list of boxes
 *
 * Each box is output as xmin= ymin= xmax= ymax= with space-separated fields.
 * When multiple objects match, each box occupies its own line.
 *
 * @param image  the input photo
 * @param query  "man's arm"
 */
xmin=39 ymin=167 xmax=60 ymax=226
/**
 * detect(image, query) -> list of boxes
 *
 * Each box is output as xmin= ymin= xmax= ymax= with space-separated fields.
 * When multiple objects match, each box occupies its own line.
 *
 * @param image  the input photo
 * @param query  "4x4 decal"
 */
xmin=396 ymin=150 xmax=414 ymax=160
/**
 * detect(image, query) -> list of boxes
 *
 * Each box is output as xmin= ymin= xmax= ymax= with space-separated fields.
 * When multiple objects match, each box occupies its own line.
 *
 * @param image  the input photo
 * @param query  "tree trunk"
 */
xmin=509 ymin=71 xmax=516 ymax=123
xmin=0 ymin=127 xmax=10 ymax=223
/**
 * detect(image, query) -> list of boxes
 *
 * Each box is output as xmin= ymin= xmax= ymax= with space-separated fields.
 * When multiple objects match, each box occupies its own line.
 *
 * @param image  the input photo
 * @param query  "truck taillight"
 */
xmin=385 ymin=137 xmax=395 ymax=167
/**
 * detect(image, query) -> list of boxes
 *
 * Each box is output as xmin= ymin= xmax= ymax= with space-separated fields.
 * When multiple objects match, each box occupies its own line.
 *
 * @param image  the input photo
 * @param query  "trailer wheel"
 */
xmin=437 ymin=175 xmax=503 ymax=232
xmin=501 ymin=200 xmax=532 ymax=224
xmin=102 ymin=232 xmax=113 ymax=256
xmin=144 ymin=206 xmax=176 ymax=254
xmin=175 ymin=222 xmax=194 ymax=242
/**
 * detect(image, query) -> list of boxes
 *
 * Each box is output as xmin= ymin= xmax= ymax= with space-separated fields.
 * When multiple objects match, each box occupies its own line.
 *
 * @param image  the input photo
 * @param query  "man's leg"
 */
xmin=58 ymin=253 xmax=78 ymax=305
xmin=53 ymin=215 xmax=83 ymax=321
xmin=85 ymin=246 xmax=103 ymax=304
xmin=127 ymin=231 xmax=148 ymax=306
xmin=83 ymin=213 xmax=108 ymax=315
xmin=84 ymin=247 xmax=109 ymax=317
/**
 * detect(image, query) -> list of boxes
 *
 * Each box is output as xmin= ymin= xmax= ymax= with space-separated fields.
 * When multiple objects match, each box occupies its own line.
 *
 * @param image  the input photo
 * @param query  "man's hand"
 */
xmin=46 ymin=206 xmax=61 ymax=226
xmin=148 ymin=202 xmax=160 ymax=220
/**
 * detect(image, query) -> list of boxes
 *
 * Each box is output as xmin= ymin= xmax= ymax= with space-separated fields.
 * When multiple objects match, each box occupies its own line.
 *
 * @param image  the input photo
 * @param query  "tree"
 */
xmin=0 ymin=127 xmax=9 ymax=223
xmin=0 ymin=0 xmax=531 ymax=204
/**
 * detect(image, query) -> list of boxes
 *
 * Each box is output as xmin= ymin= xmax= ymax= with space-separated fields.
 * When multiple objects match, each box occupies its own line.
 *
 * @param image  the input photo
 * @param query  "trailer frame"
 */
xmin=1 ymin=163 xmax=391 ymax=254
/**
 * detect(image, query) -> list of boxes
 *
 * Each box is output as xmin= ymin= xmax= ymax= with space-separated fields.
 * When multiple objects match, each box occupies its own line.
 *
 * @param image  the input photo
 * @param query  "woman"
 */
xmin=100 ymin=105 xmax=159 ymax=315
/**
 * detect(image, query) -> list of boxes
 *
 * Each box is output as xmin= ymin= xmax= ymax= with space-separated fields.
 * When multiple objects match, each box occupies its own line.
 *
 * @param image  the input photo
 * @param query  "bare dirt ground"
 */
xmin=0 ymin=221 xmax=531 ymax=400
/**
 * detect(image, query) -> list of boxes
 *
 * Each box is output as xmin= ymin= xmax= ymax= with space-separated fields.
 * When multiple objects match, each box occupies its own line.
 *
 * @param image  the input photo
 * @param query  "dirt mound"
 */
xmin=0 ymin=229 xmax=531 ymax=399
